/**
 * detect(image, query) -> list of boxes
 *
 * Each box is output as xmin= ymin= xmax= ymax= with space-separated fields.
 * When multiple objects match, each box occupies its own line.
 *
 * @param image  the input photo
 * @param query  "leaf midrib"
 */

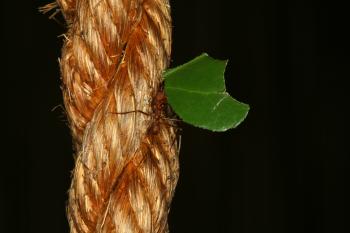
xmin=166 ymin=86 xmax=227 ymax=96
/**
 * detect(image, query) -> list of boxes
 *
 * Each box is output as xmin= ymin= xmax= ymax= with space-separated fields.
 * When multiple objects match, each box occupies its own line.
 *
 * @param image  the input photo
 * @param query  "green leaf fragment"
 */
xmin=164 ymin=53 xmax=249 ymax=132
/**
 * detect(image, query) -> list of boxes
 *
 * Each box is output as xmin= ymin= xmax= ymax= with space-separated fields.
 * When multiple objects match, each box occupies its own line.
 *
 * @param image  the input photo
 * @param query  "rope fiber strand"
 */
xmin=55 ymin=0 xmax=179 ymax=232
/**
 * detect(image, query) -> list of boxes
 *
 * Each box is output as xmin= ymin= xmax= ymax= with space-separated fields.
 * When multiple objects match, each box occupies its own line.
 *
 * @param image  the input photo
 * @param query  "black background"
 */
xmin=1 ymin=0 xmax=349 ymax=232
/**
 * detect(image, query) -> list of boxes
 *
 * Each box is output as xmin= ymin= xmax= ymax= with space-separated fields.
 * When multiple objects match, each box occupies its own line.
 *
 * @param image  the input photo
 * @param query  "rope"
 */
xmin=55 ymin=0 xmax=179 ymax=232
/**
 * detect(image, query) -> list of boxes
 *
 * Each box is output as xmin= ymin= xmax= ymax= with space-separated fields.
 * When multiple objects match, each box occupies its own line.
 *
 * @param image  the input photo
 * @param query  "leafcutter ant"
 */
xmin=111 ymin=83 xmax=181 ymax=136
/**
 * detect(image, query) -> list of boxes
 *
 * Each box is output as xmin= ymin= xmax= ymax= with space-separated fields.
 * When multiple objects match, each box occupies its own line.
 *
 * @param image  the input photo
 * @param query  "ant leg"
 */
xmin=163 ymin=117 xmax=182 ymax=123
xmin=169 ymin=132 xmax=181 ymax=154
xmin=109 ymin=110 xmax=150 ymax=116
xmin=161 ymin=119 xmax=182 ymax=130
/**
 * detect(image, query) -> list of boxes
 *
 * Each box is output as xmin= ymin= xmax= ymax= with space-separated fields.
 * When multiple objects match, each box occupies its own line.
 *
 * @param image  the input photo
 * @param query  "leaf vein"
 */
xmin=212 ymin=96 xmax=228 ymax=111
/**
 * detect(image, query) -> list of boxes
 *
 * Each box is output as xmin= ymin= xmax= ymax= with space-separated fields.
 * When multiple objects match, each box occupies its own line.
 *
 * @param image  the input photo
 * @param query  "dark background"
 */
xmin=1 ymin=0 xmax=349 ymax=232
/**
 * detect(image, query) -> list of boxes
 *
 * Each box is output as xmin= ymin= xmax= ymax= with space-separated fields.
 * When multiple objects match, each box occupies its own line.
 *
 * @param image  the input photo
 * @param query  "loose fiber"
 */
xmin=54 ymin=0 xmax=179 ymax=232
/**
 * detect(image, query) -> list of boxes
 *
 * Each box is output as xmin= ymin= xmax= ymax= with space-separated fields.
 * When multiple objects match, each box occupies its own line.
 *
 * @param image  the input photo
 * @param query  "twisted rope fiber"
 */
xmin=56 ymin=0 xmax=179 ymax=232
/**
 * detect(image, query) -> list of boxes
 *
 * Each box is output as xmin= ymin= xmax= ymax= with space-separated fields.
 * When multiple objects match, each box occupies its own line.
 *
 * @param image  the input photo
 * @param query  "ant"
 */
xmin=147 ymin=86 xmax=179 ymax=135
xmin=111 ymin=83 xmax=181 ymax=135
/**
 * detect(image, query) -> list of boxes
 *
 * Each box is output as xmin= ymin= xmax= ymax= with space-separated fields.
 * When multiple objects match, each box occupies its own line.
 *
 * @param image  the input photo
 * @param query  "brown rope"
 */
xmin=54 ymin=0 xmax=179 ymax=232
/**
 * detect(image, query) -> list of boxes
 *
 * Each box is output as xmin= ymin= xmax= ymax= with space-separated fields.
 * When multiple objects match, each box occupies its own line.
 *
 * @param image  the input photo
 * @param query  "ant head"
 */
xmin=151 ymin=88 xmax=167 ymax=111
xmin=150 ymin=82 xmax=176 ymax=118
